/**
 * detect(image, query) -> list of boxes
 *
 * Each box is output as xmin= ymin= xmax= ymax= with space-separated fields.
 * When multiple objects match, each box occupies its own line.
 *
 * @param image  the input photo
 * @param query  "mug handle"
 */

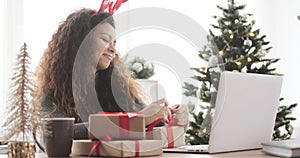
xmin=33 ymin=131 xmax=45 ymax=152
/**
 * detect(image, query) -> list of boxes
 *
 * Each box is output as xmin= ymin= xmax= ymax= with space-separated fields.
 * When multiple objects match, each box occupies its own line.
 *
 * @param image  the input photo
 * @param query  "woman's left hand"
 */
xmin=169 ymin=104 xmax=189 ymax=126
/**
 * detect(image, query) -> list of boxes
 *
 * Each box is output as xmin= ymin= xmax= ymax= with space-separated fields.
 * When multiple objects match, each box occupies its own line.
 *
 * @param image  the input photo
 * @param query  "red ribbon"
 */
xmin=88 ymin=135 xmax=112 ymax=157
xmin=88 ymin=140 xmax=101 ymax=157
xmin=98 ymin=112 xmax=142 ymax=139
xmin=135 ymin=140 xmax=140 ymax=157
xmin=119 ymin=114 xmax=130 ymax=138
xmin=145 ymin=118 xmax=162 ymax=139
xmin=166 ymin=126 xmax=174 ymax=148
xmin=88 ymin=139 xmax=140 ymax=157
xmin=145 ymin=118 xmax=177 ymax=148
xmin=91 ymin=0 xmax=129 ymax=17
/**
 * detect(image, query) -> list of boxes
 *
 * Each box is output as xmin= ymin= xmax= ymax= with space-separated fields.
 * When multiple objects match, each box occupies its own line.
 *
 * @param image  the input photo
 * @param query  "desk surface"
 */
xmin=0 ymin=149 xmax=280 ymax=158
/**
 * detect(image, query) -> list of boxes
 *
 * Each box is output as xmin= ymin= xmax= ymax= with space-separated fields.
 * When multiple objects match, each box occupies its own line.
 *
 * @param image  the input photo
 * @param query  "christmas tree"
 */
xmin=184 ymin=0 xmax=297 ymax=145
xmin=2 ymin=43 xmax=41 ymax=142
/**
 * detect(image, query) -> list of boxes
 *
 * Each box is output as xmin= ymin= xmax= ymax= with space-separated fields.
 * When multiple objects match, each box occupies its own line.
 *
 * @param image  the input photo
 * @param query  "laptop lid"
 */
xmin=163 ymin=71 xmax=283 ymax=154
xmin=208 ymin=71 xmax=282 ymax=153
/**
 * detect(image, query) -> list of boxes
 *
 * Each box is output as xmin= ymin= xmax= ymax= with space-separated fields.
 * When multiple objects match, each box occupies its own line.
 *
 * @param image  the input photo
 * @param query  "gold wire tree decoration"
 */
xmin=2 ymin=43 xmax=41 ymax=157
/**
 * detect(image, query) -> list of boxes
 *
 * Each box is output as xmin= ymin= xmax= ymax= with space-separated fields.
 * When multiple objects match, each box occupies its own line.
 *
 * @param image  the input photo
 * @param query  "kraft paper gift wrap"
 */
xmin=88 ymin=112 xmax=145 ymax=140
xmin=146 ymin=126 xmax=186 ymax=148
xmin=71 ymin=139 xmax=163 ymax=157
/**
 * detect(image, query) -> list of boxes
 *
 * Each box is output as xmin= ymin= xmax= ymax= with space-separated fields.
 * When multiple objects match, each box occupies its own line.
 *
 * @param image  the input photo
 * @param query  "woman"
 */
xmin=34 ymin=8 xmax=188 ymax=139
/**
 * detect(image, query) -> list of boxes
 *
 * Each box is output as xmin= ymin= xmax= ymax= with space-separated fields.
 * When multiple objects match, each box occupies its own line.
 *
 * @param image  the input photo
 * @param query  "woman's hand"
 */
xmin=169 ymin=104 xmax=189 ymax=126
xmin=140 ymin=98 xmax=172 ymax=125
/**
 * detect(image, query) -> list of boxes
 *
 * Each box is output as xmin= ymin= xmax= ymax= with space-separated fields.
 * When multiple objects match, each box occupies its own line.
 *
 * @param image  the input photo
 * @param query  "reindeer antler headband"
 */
xmin=91 ymin=0 xmax=128 ymax=17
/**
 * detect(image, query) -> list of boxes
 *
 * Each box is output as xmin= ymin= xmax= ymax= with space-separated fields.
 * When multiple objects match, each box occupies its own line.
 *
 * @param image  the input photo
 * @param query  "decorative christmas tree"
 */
xmin=183 ymin=0 xmax=297 ymax=145
xmin=2 ymin=43 xmax=41 ymax=157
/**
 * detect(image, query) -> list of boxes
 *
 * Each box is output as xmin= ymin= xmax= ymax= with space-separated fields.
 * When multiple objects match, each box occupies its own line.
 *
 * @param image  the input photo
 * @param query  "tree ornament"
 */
xmin=223 ymin=29 xmax=228 ymax=34
xmin=234 ymin=19 xmax=239 ymax=24
xmin=230 ymin=34 xmax=234 ymax=39
xmin=218 ymin=50 xmax=225 ymax=55
xmin=208 ymin=55 xmax=219 ymax=66
xmin=249 ymin=32 xmax=255 ymax=37
xmin=235 ymin=61 xmax=242 ymax=68
xmin=257 ymin=49 xmax=266 ymax=59
xmin=132 ymin=62 xmax=143 ymax=73
xmin=210 ymin=86 xmax=217 ymax=93
xmin=144 ymin=61 xmax=153 ymax=70
xmin=247 ymin=57 xmax=252 ymax=62
xmin=244 ymin=38 xmax=252 ymax=47
xmin=224 ymin=21 xmax=230 ymax=26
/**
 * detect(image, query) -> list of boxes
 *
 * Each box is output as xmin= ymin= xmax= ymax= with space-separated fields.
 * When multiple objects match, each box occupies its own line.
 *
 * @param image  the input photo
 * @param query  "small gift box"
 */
xmin=88 ymin=112 xmax=145 ymax=140
xmin=146 ymin=126 xmax=186 ymax=148
xmin=72 ymin=139 xmax=163 ymax=157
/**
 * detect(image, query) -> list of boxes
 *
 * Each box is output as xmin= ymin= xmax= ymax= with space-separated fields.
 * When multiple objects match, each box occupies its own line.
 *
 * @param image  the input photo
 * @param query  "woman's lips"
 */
xmin=103 ymin=54 xmax=113 ymax=61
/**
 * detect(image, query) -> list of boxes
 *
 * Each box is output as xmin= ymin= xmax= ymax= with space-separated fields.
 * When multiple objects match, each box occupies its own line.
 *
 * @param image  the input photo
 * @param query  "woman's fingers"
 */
xmin=169 ymin=104 xmax=180 ymax=113
xmin=141 ymin=98 xmax=172 ymax=125
xmin=170 ymin=104 xmax=189 ymax=125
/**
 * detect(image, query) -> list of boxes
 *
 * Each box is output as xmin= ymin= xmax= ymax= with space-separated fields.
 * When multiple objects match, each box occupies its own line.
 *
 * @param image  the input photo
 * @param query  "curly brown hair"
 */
xmin=34 ymin=8 xmax=148 ymax=123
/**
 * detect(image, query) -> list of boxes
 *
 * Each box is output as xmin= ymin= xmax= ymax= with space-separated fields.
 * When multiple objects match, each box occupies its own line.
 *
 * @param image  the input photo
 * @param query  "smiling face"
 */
xmin=92 ymin=22 xmax=117 ymax=70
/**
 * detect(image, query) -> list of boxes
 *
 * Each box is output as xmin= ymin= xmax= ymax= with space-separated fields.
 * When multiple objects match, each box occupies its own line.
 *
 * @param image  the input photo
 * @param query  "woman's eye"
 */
xmin=101 ymin=38 xmax=109 ymax=43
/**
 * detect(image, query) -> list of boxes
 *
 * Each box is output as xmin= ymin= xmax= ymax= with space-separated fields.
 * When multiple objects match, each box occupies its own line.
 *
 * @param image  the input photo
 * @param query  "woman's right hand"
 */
xmin=140 ymin=98 xmax=172 ymax=126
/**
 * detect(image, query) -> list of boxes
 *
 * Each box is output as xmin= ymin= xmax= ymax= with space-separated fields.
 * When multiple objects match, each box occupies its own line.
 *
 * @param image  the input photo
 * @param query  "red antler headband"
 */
xmin=91 ymin=0 xmax=128 ymax=17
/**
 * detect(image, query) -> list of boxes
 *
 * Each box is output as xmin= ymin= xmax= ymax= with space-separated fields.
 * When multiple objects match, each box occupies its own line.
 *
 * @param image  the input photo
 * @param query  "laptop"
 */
xmin=163 ymin=71 xmax=283 ymax=154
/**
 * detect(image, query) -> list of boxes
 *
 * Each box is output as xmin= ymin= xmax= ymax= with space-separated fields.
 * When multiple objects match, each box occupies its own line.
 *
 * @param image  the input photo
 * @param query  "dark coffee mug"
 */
xmin=34 ymin=118 xmax=75 ymax=157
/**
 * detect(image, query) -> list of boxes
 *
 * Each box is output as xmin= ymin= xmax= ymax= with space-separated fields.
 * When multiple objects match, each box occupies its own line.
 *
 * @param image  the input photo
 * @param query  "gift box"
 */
xmin=146 ymin=126 xmax=186 ymax=148
xmin=88 ymin=112 xmax=145 ymax=140
xmin=72 ymin=139 xmax=163 ymax=157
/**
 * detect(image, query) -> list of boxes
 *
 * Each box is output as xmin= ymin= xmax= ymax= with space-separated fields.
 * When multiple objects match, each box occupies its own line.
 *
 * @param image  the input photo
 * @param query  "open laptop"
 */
xmin=163 ymin=71 xmax=283 ymax=154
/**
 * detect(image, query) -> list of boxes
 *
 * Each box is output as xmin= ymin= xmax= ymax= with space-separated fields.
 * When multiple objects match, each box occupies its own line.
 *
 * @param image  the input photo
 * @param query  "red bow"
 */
xmin=88 ymin=135 xmax=112 ymax=157
xmin=91 ymin=0 xmax=128 ymax=17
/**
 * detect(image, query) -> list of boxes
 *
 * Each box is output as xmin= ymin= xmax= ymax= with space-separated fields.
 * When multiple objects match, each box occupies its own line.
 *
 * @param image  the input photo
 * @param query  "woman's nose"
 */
xmin=108 ymin=41 xmax=116 ymax=53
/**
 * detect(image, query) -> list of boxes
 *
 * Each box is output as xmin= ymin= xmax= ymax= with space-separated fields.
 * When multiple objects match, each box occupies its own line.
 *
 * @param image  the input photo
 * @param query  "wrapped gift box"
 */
xmin=146 ymin=126 xmax=186 ymax=148
xmin=89 ymin=113 xmax=145 ymax=140
xmin=72 ymin=139 xmax=163 ymax=157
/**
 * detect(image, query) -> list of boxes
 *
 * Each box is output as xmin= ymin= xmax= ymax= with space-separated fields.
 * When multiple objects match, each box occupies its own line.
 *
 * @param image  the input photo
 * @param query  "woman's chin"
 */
xmin=97 ymin=64 xmax=110 ymax=70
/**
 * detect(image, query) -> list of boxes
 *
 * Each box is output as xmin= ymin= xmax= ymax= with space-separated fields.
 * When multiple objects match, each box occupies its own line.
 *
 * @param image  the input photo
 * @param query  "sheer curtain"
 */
xmin=0 ymin=0 xmax=24 ymax=134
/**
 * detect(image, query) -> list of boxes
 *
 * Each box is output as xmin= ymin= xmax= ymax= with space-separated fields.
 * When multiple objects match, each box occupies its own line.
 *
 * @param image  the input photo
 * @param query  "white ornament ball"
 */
xmin=144 ymin=61 xmax=153 ymax=69
xmin=244 ymin=39 xmax=252 ymax=47
xmin=257 ymin=49 xmax=267 ymax=58
xmin=209 ymin=55 xmax=219 ymax=66
xmin=132 ymin=62 xmax=143 ymax=73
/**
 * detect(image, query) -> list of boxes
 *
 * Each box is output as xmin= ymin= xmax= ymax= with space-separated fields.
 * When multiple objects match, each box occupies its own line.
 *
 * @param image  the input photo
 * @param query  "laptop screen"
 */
xmin=208 ymin=71 xmax=282 ymax=153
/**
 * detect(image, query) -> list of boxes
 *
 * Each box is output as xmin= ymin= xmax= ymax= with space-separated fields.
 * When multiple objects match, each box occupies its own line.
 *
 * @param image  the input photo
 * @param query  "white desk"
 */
xmin=0 ymin=149 xmax=280 ymax=158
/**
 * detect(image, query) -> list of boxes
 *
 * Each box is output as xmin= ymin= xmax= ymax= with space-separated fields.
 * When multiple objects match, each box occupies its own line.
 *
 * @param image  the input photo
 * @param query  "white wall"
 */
xmin=1 ymin=0 xmax=299 ymax=132
xmin=273 ymin=0 xmax=300 ymax=134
